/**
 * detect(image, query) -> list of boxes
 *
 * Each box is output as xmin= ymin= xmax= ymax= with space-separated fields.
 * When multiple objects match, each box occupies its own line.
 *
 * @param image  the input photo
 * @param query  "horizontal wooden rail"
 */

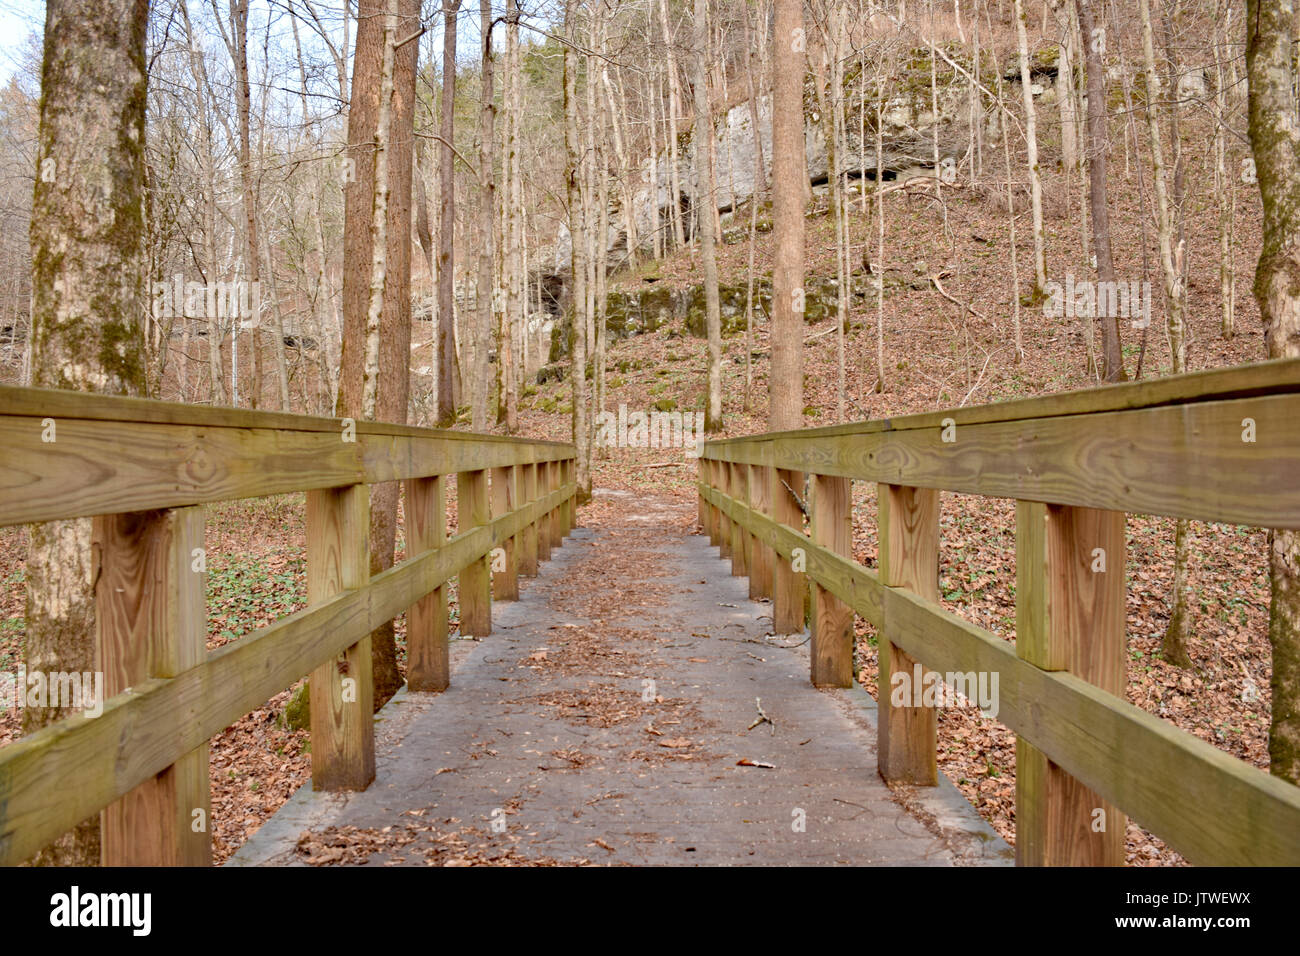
xmin=698 ymin=481 xmax=1300 ymax=865
xmin=0 ymin=480 xmax=574 ymax=865
xmin=704 ymin=394 xmax=1300 ymax=528
xmin=0 ymin=385 xmax=572 ymax=527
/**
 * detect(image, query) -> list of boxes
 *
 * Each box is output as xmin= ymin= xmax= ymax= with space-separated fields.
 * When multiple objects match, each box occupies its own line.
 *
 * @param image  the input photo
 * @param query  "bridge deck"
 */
xmin=231 ymin=492 xmax=1010 ymax=867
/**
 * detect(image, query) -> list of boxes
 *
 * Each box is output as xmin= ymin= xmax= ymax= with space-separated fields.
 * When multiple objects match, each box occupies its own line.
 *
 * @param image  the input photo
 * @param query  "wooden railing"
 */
xmin=0 ymin=385 xmax=577 ymax=865
xmin=698 ymin=358 xmax=1300 ymax=866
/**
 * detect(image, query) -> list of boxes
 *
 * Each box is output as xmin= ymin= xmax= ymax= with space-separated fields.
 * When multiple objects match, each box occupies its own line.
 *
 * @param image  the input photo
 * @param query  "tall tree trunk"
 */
xmin=565 ymin=0 xmax=591 ymax=500
xmin=225 ymin=0 xmax=265 ymax=409
xmin=474 ymin=0 xmax=495 ymax=432
xmin=770 ymin=0 xmax=804 ymax=432
xmin=500 ymin=0 xmax=521 ymax=432
xmin=1212 ymin=4 xmax=1236 ymax=339
xmin=1077 ymin=0 xmax=1126 ymax=381
xmin=1139 ymin=0 xmax=1194 ymax=670
xmin=659 ymin=0 xmax=686 ymax=249
xmin=337 ymin=0 xmax=418 ymax=710
xmin=1246 ymin=0 xmax=1300 ymax=785
xmin=436 ymin=0 xmax=462 ymax=426
xmin=693 ymin=0 xmax=723 ymax=432
xmin=1013 ymin=0 xmax=1048 ymax=293
xmin=25 ymin=0 xmax=150 ymax=865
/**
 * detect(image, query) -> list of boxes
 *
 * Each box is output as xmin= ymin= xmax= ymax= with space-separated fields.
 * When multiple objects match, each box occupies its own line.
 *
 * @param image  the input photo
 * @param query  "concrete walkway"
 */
xmin=231 ymin=491 xmax=1011 ymax=866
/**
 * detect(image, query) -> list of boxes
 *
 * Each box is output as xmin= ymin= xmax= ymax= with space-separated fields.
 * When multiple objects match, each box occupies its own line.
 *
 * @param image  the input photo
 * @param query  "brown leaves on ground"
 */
xmin=294 ymin=823 xmax=584 ymax=867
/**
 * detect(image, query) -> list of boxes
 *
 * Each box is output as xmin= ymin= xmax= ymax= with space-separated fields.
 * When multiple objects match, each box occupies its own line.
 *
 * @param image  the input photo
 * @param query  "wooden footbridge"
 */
xmin=2 ymin=359 xmax=1300 ymax=866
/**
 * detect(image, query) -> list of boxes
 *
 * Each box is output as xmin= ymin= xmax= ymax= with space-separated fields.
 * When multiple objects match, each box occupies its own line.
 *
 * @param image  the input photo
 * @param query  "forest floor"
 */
xmin=0 ymin=150 xmax=1279 ymax=865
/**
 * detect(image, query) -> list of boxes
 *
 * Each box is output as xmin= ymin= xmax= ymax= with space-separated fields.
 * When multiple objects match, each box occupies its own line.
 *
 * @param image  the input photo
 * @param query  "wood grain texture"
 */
xmin=810 ymin=474 xmax=853 ymax=687
xmin=877 ymin=484 xmax=939 ymax=785
xmin=490 ymin=466 xmax=519 ymax=601
xmin=704 ymin=357 xmax=1300 ymax=444
xmin=519 ymin=463 xmax=539 ymax=577
xmin=718 ymin=460 xmax=733 ymax=560
xmin=405 ymin=475 xmax=448 ymax=692
xmin=458 ymin=470 xmax=492 ymax=636
xmin=0 ymin=411 xmax=574 ymax=528
xmin=547 ymin=462 xmax=563 ymax=550
xmin=772 ymin=467 xmax=805 ymax=634
xmin=96 ymin=506 xmax=210 ymax=866
xmin=729 ymin=462 xmax=749 ymax=577
xmin=307 ymin=485 xmax=374 ymax=791
xmin=537 ymin=463 xmax=553 ymax=562
xmin=748 ymin=462 xmax=773 ymax=599
xmin=702 ymin=393 xmax=1300 ymax=528
xmin=0 ymin=483 xmax=572 ymax=865
xmin=710 ymin=460 xmax=723 ymax=545
xmin=1016 ymin=502 xmax=1126 ymax=865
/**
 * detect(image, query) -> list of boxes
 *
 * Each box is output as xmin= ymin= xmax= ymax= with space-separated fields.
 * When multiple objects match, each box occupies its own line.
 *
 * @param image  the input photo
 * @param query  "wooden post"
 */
xmin=519 ymin=463 xmax=539 ymax=576
xmin=549 ymin=460 xmax=564 ymax=548
xmin=1015 ymin=501 xmax=1127 ymax=866
xmin=457 ymin=469 xmax=492 ymax=635
xmin=537 ymin=461 xmax=553 ymax=562
xmin=490 ymin=465 xmax=519 ymax=600
xmin=307 ymin=484 xmax=375 ymax=790
xmin=810 ymin=474 xmax=853 ymax=687
xmin=98 ymin=506 xmax=210 ymax=865
xmin=877 ymin=484 xmax=939 ymax=785
xmin=561 ymin=458 xmax=574 ymax=534
xmin=406 ymin=475 xmax=449 ymax=691
xmin=748 ymin=462 xmax=773 ymax=599
xmin=704 ymin=459 xmax=719 ymax=545
xmin=718 ymin=459 xmax=733 ymax=561
xmin=730 ymin=462 xmax=750 ymax=577
xmin=697 ymin=457 xmax=707 ymax=532
xmin=772 ymin=466 xmax=805 ymax=634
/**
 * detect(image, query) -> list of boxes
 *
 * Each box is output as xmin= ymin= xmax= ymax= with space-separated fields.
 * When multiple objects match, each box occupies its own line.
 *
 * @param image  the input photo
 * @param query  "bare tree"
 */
xmin=1013 ymin=0 xmax=1048 ymax=293
xmin=25 ymin=0 xmax=150 ymax=865
xmin=1076 ymin=0 xmax=1125 ymax=381
xmin=693 ymin=0 xmax=723 ymax=431
xmin=1246 ymin=0 xmax=1300 ymax=785
xmin=565 ymin=0 xmax=591 ymax=499
xmin=770 ymin=0 xmax=805 ymax=433
xmin=436 ymin=0 xmax=463 ymax=426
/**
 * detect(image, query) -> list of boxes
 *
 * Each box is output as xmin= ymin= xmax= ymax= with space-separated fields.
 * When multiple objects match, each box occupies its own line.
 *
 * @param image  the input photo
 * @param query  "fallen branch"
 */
xmin=929 ymin=272 xmax=989 ymax=323
xmin=746 ymin=697 xmax=776 ymax=735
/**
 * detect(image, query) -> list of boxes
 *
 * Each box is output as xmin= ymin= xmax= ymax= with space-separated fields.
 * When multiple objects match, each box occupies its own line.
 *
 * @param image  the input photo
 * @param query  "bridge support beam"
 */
xmin=718 ymin=461 xmax=733 ymax=561
xmin=878 ymin=484 xmax=939 ymax=785
xmin=748 ymin=462 xmax=773 ymax=599
xmin=520 ymin=463 xmax=539 ymax=576
xmin=491 ymin=466 xmax=519 ymax=601
xmin=537 ymin=463 xmax=553 ymax=562
xmin=729 ymin=462 xmax=749 ymax=578
xmin=548 ymin=461 xmax=564 ymax=549
xmin=97 ymin=505 xmax=211 ymax=865
xmin=307 ymin=484 xmax=375 ymax=791
xmin=458 ymin=469 xmax=492 ymax=636
xmin=772 ymin=467 xmax=805 ymax=634
xmin=1015 ymin=501 xmax=1127 ymax=866
xmin=810 ymin=474 xmax=853 ymax=687
xmin=406 ymin=475 xmax=449 ymax=691
xmin=704 ymin=459 xmax=721 ymax=546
